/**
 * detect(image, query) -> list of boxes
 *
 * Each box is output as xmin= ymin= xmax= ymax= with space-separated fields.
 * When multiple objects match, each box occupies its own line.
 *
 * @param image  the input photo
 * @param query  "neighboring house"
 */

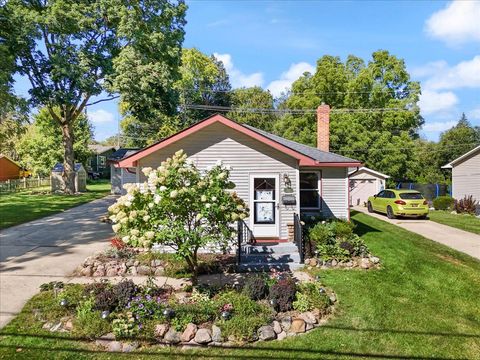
xmin=349 ymin=167 xmax=390 ymax=207
xmin=116 ymin=105 xmax=362 ymax=241
xmin=87 ymin=145 xmax=117 ymax=178
xmin=442 ymin=145 xmax=480 ymax=201
xmin=0 ymin=154 xmax=22 ymax=181
xmin=108 ymin=148 xmax=140 ymax=194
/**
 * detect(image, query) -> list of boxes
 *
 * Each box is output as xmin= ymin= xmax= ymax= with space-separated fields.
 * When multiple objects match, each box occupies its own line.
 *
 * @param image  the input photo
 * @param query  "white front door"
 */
xmin=249 ymin=174 xmax=280 ymax=238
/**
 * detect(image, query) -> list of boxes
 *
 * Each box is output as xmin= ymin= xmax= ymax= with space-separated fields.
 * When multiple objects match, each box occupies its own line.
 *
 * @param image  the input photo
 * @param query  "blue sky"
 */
xmin=14 ymin=0 xmax=480 ymax=141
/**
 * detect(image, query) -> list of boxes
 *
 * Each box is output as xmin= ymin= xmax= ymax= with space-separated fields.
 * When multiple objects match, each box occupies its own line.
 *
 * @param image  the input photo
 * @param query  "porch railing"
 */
xmin=294 ymin=213 xmax=305 ymax=264
xmin=236 ymin=219 xmax=256 ymax=265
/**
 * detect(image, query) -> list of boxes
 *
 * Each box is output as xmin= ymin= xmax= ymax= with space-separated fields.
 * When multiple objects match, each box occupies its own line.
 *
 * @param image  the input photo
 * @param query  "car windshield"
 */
xmin=399 ymin=193 xmax=423 ymax=200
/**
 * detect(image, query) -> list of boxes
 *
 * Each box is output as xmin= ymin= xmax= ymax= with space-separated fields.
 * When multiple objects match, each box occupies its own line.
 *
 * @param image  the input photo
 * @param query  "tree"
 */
xmin=177 ymin=48 xmax=231 ymax=126
xmin=0 ymin=96 xmax=29 ymax=160
xmin=4 ymin=0 xmax=186 ymax=193
xmin=274 ymin=51 xmax=423 ymax=181
xmin=108 ymin=150 xmax=248 ymax=283
xmin=227 ymin=87 xmax=275 ymax=131
xmin=437 ymin=113 xmax=480 ymax=166
xmin=17 ymin=107 xmax=93 ymax=176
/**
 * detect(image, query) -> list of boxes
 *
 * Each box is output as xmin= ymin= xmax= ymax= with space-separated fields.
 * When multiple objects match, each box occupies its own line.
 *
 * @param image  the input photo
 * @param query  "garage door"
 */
xmin=350 ymin=179 xmax=376 ymax=207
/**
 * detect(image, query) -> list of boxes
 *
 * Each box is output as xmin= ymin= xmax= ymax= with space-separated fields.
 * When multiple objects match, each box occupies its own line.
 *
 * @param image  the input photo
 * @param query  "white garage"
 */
xmin=349 ymin=167 xmax=389 ymax=207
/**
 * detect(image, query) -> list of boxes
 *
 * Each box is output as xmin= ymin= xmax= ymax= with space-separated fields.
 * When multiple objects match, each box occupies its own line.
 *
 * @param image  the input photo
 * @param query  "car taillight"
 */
xmin=423 ymin=200 xmax=428 ymax=205
xmin=394 ymin=200 xmax=407 ymax=205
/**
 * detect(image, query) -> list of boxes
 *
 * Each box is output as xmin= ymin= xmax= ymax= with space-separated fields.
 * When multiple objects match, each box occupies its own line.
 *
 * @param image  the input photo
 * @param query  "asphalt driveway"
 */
xmin=0 ymin=196 xmax=116 ymax=328
xmin=354 ymin=206 xmax=480 ymax=260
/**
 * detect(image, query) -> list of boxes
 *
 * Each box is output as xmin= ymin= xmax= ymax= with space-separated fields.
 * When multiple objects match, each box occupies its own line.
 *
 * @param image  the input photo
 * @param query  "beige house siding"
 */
xmin=349 ymin=170 xmax=386 ymax=207
xmin=452 ymin=152 xmax=480 ymax=201
xmin=137 ymin=122 xmax=299 ymax=239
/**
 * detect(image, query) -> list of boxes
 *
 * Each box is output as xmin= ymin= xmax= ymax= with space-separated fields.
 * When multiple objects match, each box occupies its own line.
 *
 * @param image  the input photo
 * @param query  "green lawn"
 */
xmin=0 ymin=181 xmax=111 ymax=229
xmin=1 ymin=211 xmax=479 ymax=359
xmin=428 ymin=210 xmax=480 ymax=235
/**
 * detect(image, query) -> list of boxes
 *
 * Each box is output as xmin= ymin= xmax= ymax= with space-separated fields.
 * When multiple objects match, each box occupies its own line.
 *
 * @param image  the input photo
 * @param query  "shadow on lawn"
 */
xmin=1 ymin=326 xmax=478 ymax=360
xmin=350 ymin=211 xmax=381 ymax=237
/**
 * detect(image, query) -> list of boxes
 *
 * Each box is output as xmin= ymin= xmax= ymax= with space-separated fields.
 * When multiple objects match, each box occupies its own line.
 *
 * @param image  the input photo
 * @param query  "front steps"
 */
xmin=237 ymin=242 xmax=303 ymax=272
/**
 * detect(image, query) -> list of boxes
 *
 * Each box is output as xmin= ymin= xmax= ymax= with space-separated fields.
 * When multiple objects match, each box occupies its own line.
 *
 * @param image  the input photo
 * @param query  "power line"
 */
xmin=181 ymin=88 xmax=413 ymax=96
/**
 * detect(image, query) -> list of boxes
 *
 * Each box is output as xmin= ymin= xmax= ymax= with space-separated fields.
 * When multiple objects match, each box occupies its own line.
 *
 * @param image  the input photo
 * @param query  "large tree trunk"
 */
xmin=61 ymin=121 xmax=76 ymax=194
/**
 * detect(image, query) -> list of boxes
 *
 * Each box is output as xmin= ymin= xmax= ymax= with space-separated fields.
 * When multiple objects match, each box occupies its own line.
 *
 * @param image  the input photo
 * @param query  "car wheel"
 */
xmin=367 ymin=202 xmax=373 ymax=213
xmin=386 ymin=206 xmax=396 ymax=219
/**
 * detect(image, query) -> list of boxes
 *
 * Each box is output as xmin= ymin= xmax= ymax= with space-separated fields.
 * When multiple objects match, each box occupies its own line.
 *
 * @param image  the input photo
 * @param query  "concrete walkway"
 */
xmin=0 ymin=196 xmax=116 ymax=328
xmin=354 ymin=206 xmax=480 ymax=260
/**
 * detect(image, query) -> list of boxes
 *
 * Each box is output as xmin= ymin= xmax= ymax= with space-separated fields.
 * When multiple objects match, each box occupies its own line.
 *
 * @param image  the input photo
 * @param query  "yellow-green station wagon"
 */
xmin=367 ymin=189 xmax=429 ymax=219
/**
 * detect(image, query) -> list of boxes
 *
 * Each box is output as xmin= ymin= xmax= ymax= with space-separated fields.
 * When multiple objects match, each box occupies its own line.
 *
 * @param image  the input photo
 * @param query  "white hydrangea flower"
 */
xmin=201 ymin=195 xmax=207 ymax=202
xmin=130 ymin=229 xmax=140 ymax=236
xmin=215 ymin=159 xmax=223 ymax=166
xmin=142 ymin=167 xmax=153 ymax=176
xmin=196 ymin=213 xmax=203 ymax=221
xmin=205 ymin=203 xmax=211 ymax=209
xmin=122 ymin=236 xmax=130 ymax=243
xmin=211 ymin=196 xmax=217 ymax=202
xmin=148 ymin=202 xmax=154 ymax=208
xmin=145 ymin=231 xmax=155 ymax=239
xmin=159 ymin=186 xmax=167 ymax=192
xmin=143 ymin=215 xmax=150 ymax=222
xmin=125 ymin=201 xmax=132 ymax=207
xmin=154 ymin=194 xmax=162 ymax=204
xmin=112 ymin=223 xmax=121 ymax=232
xmin=217 ymin=172 xmax=227 ymax=180
xmin=170 ymin=190 xmax=178 ymax=198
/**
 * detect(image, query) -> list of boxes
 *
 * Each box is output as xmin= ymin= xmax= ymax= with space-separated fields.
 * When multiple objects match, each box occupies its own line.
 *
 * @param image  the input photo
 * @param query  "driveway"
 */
xmin=354 ymin=206 xmax=480 ymax=260
xmin=0 ymin=196 xmax=116 ymax=328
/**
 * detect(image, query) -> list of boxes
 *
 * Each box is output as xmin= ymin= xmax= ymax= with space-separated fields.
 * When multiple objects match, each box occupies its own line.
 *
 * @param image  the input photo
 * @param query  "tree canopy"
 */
xmin=274 ymin=50 xmax=423 ymax=181
xmin=16 ymin=108 xmax=92 ymax=176
xmin=3 ymin=0 xmax=186 ymax=192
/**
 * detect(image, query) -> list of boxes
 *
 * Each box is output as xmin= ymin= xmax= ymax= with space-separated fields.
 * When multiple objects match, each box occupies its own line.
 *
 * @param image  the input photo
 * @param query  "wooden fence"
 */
xmin=0 ymin=177 xmax=51 ymax=194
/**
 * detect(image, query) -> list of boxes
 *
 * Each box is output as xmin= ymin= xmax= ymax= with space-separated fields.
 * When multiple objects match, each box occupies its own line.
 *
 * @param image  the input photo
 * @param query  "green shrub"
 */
xmin=112 ymin=312 xmax=138 ymax=338
xmin=293 ymin=282 xmax=331 ymax=313
xmin=40 ymin=281 xmax=64 ymax=292
xmin=74 ymin=298 xmax=111 ymax=339
xmin=242 ymin=275 xmax=268 ymax=300
xmin=113 ymin=279 xmax=137 ymax=307
xmin=269 ymin=277 xmax=297 ymax=312
xmin=433 ymin=196 xmax=455 ymax=210
xmin=454 ymin=195 xmax=478 ymax=214
xmin=330 ymin=220 xmax=354 ymax=239
xmin=214 ymin=291 xmax=272 ymax=341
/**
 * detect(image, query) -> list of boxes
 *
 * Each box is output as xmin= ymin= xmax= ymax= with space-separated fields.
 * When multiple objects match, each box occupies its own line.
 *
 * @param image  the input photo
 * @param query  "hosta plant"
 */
xmin=108 ymin=150 xmax=249 ymax=282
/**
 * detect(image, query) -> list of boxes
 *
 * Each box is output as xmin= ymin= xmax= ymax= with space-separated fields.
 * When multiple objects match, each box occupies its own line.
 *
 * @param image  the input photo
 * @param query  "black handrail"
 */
xmin=294 ymin=213 xmax=304 ymax=264
xmin=236 ymin=219 xmax=256 ymax=265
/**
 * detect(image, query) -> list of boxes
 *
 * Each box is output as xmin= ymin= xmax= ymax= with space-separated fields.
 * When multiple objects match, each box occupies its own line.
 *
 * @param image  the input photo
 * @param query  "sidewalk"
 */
xmin=0 ymin=196 xmax=116 ymax=328
xmin=354 ymin=206 xmax=480 ymax=260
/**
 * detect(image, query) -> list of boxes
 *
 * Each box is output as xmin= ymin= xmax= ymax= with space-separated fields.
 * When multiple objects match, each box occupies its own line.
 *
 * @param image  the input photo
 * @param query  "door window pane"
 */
xmin=253 ymin=177 xmax=276 ymax=224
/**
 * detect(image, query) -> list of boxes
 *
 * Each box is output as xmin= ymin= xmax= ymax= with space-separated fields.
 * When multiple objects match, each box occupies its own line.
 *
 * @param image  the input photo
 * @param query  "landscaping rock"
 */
xmin=370 ymin=256 xmax=380 ymax=264
xmin=258 ymin=326 xmax=276 ymax=341
xmin=359 ymin=258 xmax=370 ymax=269
xmin=130 ymin=266 xmax=138 ymax=276
xmin=164 ymin=328 xmax=181 ymax=344
xmin=108 ymin=341 xmax=123 ymax=352
xmin=194 ymin=328 xmax=212 ymax=344
xmin=64 ymin=320 xmax=73 ymax=331
xmin=181 ymin=323 xmax=197 ymax=342
xmin=211 ymin=325 xmax=222 ymax=342
xmin=277 ymin=331 xmax=287 ymax=340
xmin=329 ymin=293 xmax=337 ymax=303
xmin=106 ymin=268 xmax=118 ymax=277
xmin=137 ymin=265 xmax=152 ymax=276
xmin=154 ymin=267 xmax=165 ymax=276
xmin=42 ymin=322 xmax=52 ymax=330
xmin=93 ymin=269 xmax=105 ymax=277
xmin=122 ymin=342 xmax=138 ymax=353
xmin=151 ymin=259 xmax=163 ymax=267
xmin=280 ymin=316 xmax=292 ymax=332
xmin=345 ymin=261 xmax=354 ymax=268
xmin=126 ymin=259 xmax=135 ymax=267
xmin=290 ymin=319 xmax=306 ymax=333
xmin=272 ymin=320 xmax=282 ymax=334
xmin=50 ymin=322 xmax=63 ymax=332
xmin=80 ymin=266 xmax=93 ymax=277
xmin=300 ymin=312 xmax=317 ymax=325
xmin=331 ymin=259 xmax=338 ymax=267
xmin=154 ymin=324 xmax=169 ymax=338
xmin=306 ymin=323 xmax=314 ymax=331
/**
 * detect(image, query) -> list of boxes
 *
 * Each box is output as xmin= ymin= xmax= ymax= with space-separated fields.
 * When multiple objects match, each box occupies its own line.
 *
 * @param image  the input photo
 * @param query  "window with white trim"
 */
xmin=300 ymin=172 xmax=321 ymax=209
xmin=99 ymin=156 xmax=106 ymax=167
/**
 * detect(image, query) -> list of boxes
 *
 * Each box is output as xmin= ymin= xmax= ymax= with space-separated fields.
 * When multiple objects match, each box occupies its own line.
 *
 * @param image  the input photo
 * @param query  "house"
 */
xmin=87 ymin=145 xmax=117 ymax=178
xmin=349 ymin=167 xmax=389 ymax=207
xmin=108 ymin=148 xmax=140 ymax=194
xmin=0 ymin=154 xmax=22 ymax=181
xmin=442 ymin=145 xmax=480 ymax=201
xmin=116 ymin=105 xmax=362 ymax=241
xmin=51 ymin=163 xmax=87 ymax=193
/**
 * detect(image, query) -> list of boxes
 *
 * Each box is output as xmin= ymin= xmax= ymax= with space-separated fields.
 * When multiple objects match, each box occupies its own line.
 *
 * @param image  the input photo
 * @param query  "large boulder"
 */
xmin=181 ymin=323 xmax=197 ymax=342
xmin=290 ymin=319 xmax=306 ymax=333
xmin=194 ymin=328 xmax=212 ymax=344
xmin=211 ymin=325 xmax=222 ymax=342
xmin=154 ymin=324 xmax=169 ymax=338
xmin=258 ymin=326 xmax=276 ymax=341
xmin=164 ymin=328 xmax=181 ymax=344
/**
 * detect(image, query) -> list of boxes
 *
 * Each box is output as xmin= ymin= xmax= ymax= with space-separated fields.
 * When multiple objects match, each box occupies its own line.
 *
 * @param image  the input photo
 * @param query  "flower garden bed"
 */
xmin=31 ymin=272 xmax=336 ymax=352
xmin=74 ymin=241 xmax=236 ymax=278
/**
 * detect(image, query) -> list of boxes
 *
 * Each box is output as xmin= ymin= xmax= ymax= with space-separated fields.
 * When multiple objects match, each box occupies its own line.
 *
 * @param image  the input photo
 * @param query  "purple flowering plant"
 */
xmin=127 ymin=294 xmax=164 ymax=321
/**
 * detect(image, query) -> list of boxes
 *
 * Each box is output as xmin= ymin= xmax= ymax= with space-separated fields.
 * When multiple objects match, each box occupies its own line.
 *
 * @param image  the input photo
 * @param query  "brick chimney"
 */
xmin=317 ymin=104 xmax=330 ymax=152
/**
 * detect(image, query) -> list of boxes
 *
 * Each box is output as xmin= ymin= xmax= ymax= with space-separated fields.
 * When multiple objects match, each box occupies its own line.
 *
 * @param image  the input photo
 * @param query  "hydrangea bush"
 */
xmin=108 ymin=150 xmax=249 ymax=281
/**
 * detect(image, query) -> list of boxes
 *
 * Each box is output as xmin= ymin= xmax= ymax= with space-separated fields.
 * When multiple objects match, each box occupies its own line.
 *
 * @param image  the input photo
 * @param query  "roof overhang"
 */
xmin=348 ymin=166 xmax=390 ymax=179
xmin=442 ymin=145 xmax=480 ymax=168
xmin=118 ymin=114 xmax=361 ymax=168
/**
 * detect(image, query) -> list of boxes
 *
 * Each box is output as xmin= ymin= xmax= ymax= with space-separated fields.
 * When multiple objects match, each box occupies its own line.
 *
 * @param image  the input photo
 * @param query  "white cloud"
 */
xmin=424 ymin=56 xmax=480 ymax=90
xmin=267 ymin=62 xmax=315 ymax=97
xmin=214 ymin=53 xmax=264 ymax=88
xmin=422 ymin=120 xmax=457 ymax=133
xmin=425 ymin=1 xmax=480 ymax=45
xmin=418 ymin=89 xmax=458 ymax=115
xmin=88 ymin=109 xmax=114 ymax=124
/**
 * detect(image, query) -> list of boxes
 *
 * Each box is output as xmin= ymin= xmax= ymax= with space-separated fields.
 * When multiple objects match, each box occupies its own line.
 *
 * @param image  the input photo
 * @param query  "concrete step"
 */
xmin=237 ymin=262 xmax=303 ymax=272
xmin=242 ymin=243 xmax=299 ymax=255
xmin=240 ymin=252 xmax=301 ymax=264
